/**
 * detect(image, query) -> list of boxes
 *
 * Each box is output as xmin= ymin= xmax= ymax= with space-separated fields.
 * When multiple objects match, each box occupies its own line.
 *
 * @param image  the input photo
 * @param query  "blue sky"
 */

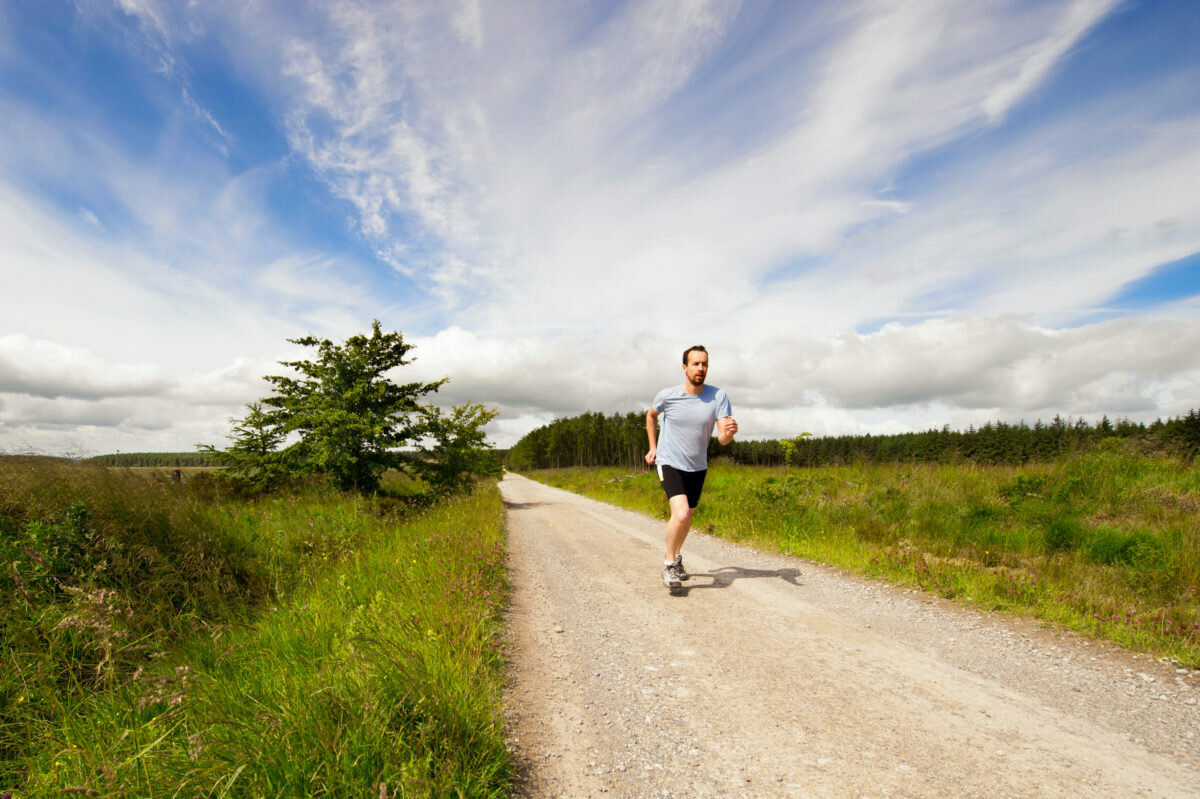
xmin=1 ymin=0 xmax=1199 ymax=453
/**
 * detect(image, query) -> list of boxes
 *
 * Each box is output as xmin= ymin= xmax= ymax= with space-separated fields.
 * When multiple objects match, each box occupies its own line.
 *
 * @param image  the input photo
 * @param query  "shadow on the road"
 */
xmin=673 ymin=565 xmax=803 ymax=596
xmin=502 ymin=500 xmax=548 ymax=510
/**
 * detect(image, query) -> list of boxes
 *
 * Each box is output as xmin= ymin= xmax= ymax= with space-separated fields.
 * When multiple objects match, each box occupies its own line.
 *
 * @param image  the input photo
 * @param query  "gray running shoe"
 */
xmin=674 ymin=554 xmax=690 ymax=581
xmin=662 ymin=562 xmax=682 ymax=591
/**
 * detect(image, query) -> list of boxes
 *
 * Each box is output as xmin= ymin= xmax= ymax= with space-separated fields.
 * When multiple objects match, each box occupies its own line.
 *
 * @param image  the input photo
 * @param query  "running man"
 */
xmin=645 ymin=345 xmax=737 ymax=592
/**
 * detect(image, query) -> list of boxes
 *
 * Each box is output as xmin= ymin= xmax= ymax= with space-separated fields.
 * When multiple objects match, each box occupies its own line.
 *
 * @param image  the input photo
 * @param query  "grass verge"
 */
xmin=525 ymin=448 xmax=1200 ymax=667
xmin=2 ymin=457 xmax=511 ymax=797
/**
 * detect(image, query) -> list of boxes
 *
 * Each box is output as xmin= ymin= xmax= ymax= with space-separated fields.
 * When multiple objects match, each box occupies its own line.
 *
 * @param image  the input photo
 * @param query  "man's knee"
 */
xmin=670 ymin=503 xmax=694 ymax=524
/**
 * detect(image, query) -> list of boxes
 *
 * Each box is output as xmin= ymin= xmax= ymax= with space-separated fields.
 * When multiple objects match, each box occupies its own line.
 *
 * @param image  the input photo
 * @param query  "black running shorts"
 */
xmin=659 ymin=464 xmax=707 ymax=508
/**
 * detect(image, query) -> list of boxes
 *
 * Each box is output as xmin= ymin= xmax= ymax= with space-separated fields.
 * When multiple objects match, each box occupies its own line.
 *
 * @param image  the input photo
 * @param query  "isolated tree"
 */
xmin=256 ymin=320 xmax=447 ymax=493
xmin=412 ymin=402 xmax=502 ymax=495
xmin=200 ymin=321 xmax=508 ymax=494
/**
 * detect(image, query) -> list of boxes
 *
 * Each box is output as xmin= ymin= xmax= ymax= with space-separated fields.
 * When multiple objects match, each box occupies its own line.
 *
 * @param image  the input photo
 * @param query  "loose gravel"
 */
xmin=500 ymin=473 xmax=1200 ymax=798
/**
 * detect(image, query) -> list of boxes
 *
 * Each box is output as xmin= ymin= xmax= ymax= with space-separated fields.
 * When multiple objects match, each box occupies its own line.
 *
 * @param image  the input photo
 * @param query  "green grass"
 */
xmin=1 ymin=457 xmax=511 ymax=797
xmin=526 ymin=448 xmax=1200 ymax=667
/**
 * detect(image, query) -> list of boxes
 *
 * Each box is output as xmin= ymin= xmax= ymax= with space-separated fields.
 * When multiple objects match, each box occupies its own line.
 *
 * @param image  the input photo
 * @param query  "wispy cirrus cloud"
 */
xmin=982 ymin=0 xmax=1124 ymax=122
xmin=107 ymin=0 xmax=1139 ymax=340
xmin=2 ymin=0 xmax=1198 ymax=454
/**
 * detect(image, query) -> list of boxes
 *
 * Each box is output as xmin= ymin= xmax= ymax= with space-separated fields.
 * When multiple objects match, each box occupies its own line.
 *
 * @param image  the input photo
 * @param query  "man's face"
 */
xmin=684 ymin=352 xmax=708 ymax=386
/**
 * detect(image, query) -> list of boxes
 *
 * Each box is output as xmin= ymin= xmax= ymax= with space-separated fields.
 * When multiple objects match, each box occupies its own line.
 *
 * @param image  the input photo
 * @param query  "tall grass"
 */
xmin=1 ymin=457 xmax=511 ymax=797
xmin=529 ymin=446 xmax=1200 ymax=666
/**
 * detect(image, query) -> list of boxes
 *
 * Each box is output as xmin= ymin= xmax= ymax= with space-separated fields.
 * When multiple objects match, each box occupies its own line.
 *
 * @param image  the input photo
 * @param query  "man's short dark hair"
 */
xmin=682 ymin=345 xmax=707 ymax=365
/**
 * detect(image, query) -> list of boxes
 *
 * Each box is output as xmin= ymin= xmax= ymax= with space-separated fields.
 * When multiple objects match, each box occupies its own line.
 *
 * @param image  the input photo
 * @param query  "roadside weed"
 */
xmin=1 ymin=458 xmax=511 ymax=797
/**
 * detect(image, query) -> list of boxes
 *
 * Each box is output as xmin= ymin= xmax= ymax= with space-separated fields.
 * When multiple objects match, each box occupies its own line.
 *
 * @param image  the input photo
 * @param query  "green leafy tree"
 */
xmin=201 ymin=321 xmax=449 ymax=493
xmin=197 ymin=402 xmax=288 ymax=488
xmin=200 ymin=322 xmax=506 ymax=495
xmin=264 ymin=320 xmax=447 ymax=492
xmin=412 ymin=402 xmax=502 ymax=495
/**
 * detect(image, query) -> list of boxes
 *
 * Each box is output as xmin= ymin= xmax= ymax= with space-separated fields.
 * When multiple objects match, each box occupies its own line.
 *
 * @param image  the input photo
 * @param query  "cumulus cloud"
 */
xmin=0 ymin=335 xmax=169 ymax=400
xmin=0 ymin=392 xmax=241 ymax=457
xmin=402 ymin=315 xmax=1200 ymax=446
xmin=0 ymin=333 xmax=280 ymax=452
xmin=407 ymin=327 xmax=668 ymax=416
xmin=799 ymin=317 xmax=1200 ymax=413
xmin=0 ymin=394 xmax=158 ymax=430
xmin=169 ymin=358 xmax=275 ymax=407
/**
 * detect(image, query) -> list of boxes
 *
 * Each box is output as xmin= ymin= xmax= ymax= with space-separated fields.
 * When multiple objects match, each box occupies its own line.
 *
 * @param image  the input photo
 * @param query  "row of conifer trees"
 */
xmin=503 ymin=409 xmax=1200 ymax=471
xmin=85 ymin=452 xmax=219 ymax=468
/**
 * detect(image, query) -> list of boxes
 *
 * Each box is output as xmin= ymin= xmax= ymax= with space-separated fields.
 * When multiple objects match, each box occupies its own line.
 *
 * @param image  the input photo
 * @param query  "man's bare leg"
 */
xmin=664 ymin=494 xmax=694 ymax=561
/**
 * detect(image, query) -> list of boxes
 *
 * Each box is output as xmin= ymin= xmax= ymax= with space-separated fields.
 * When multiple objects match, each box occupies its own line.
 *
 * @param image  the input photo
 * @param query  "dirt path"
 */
xmin=499 ymin=473 xmax=1200 ymax=798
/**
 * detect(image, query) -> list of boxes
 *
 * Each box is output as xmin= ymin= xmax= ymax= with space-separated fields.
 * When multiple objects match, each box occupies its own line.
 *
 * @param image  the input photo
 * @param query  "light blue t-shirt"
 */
xmin=651 ymin=384 xmax=732 ymax=473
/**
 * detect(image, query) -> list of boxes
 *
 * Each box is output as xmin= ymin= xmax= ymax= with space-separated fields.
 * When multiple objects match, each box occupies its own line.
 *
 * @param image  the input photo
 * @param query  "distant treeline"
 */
xmin=505 ymin=409 xmax=1200 ymax=471
xmin=505 ymin=412 xmax=648 ymax=471
xmin=86 ymin=452 xmax=220 ymax=468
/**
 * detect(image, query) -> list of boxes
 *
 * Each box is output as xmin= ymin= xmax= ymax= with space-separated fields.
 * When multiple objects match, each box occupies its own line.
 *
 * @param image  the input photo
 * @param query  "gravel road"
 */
xmin=499 ymin=472 xmax=1200 ymax=798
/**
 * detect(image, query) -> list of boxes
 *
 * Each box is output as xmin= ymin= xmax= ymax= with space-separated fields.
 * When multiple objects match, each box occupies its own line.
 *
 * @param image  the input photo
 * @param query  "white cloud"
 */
xmin=862 ymin=200 xmax=912 ymax=215
xmin=0 ymin=85 xmax=388 ymax=353
xmin=0 ymin=392 xmax=239 ymax=457
xmin=279 ymin=2 xmax=475 ymax=249
xmin=358 ymin=0 xmax=1134 ymax=343
xmin=982 ymin=0 xmax=1122 ymax=122
xmin=0 ymin=65 xmax=384 ymax=453
xmin=451 ymin=0 xmax=484 ymax=51
xmin=0 ymin=394 xmax=161 ymax=429
xmin=2 ymin=0 xmax=1196 ymax=455
xmin=799 ymin=316 xmax=1200 ymax=413
xmin=78 ymin=206 xmax=103 ymax=228
xmin=400 ymin=314 xmax=1200 ymax=447
xmin=143 ymin=0 xmax=1142 ymax=346
xmin=170 ymin=358 xmax=274 ymax=407
xmin=181 ymin=85 xmax=233 ymax=152
xmin=255 ymin=254 xmax=373 ymax=314
xmin=806 ymin=110 xmax=1200 ymax=327
xmin=407 ymin=326 xmax=666 ymax=415
xmin=0 ymin=333 xmax=278 ymax=452
xmin=0 ymin=335 xmax=168 ymax=400
xmin=0 ymin=176 xmax=263 ymax=373
xmin=115 ymin=0 xmax=170 ymax=41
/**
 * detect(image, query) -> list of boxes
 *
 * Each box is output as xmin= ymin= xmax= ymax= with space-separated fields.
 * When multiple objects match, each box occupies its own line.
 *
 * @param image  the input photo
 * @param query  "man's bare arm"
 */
xmin=717 ymin=415 xmax=738 ymax=446
xmin=645 ymin=408 xmax=659 ymax=465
